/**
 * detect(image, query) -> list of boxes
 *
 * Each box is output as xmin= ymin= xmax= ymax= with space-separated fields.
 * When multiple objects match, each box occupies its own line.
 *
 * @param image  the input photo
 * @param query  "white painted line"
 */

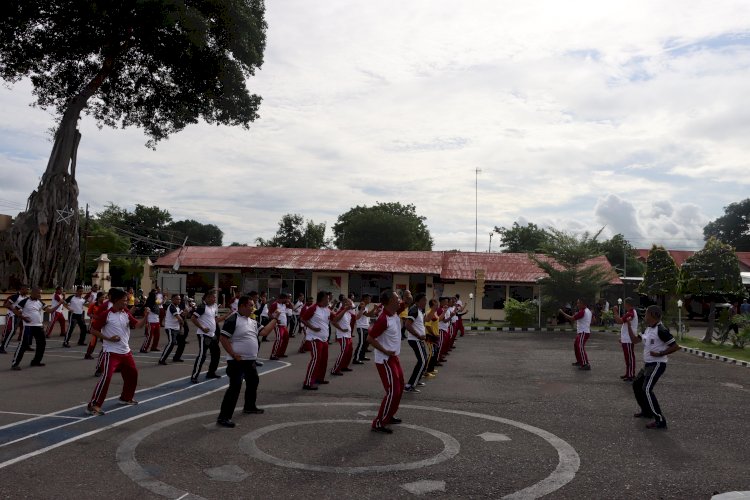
xmin=0 ymin=411 xmax=84 ymax=421
xmin=401 ymin=479 xmax=446 ymax=495
xmin=0 ymin=363 xmax=289 ymax=469
xmin=0 ymin=363 xmax=229 ymax=431
xmin=477 ymin=432 xmax=511 ymax=442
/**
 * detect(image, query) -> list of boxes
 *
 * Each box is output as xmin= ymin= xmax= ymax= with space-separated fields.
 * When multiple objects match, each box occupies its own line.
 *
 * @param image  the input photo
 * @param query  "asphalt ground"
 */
xmin=0 ymin=328 xmax=748 ymax=499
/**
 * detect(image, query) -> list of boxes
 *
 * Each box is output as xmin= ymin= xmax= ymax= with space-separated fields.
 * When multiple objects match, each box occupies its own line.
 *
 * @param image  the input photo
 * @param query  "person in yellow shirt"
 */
xmin=423 ymin=298 xmax=440 ymax=377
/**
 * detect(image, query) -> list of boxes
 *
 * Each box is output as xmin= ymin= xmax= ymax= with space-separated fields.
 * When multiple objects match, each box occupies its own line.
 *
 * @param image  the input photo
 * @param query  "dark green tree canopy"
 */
xmin=703 ymin=198 xmax=750 ymax=251
xmin=168 ymin=219 xmax=223 ymax=247
xmin=598 ymin=233 xmax=644 ymax=277
xmin=494 ymin=222 xmax=550 ymax=253
xmin=638 ymin=245 xmax=678 ymax=296
xmin=1 ymin=0 xmax=266 ymax=145
xmin=679 ymin=237 xmax=745 ymax=299
xmin=256 ymin=213 xmax=327 ymax=249
xmin=333 ymin=202 xmax=433 ymax=251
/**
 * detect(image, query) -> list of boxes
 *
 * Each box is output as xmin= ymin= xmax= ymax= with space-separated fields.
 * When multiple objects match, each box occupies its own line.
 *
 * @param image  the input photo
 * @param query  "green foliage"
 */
xmin=0 ymin=0 xmax=267 ymax=146
xmin=703 ymin=198 xmax=750 ymax=251
xmin=678 ymin=238 xmax=745 ymax=299
xmin=495 ymin=222 xmax=550 ymax=253
xmin=533 ymin=228 xmax=612 ymax=319
xmin=731 ymin=314 xmax=750 ymax=349
xmin=504 ymin=298 xmax=537 ymax=327
xmin=598 ymin=234 xmax=644 ymax=277
xmin=639 ymin=245 xmax=679 ymax=296
xmin=256 ymin=214 xmax=327 ymax=249
xmin=333 ymin=202 xmax=433 ymax=251
xmin=167 ymin=219 xmax=223 ymax=246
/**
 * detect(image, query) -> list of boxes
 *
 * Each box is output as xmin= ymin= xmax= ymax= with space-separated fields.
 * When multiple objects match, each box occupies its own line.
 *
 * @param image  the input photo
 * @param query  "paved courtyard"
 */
xmin=0 ymin=329 xmax=748 ymax=499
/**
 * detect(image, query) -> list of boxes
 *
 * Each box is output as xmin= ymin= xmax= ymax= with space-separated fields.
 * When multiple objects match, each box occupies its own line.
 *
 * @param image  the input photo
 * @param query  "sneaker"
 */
xmin=371 ymin=426 xmax=393 ymax=434
xmin=579 ymin=364 xmax=591 ymax=371
xmin=390 ymin=417 xmax=402 ymax=424
xmin=84 ymin=354 xmax=94 ymax=360
xmin=317 ymin=380 xmax=330 ymax=385
xmin=158 ymin=360 xmax=167 ymax=365
xmin=330 ymin=371 xmax=344 ymax=376
xmin=62 ymin=343 xmax=71 ymax=348
xmin=206 ymin=373 xmax=222 ymax=379
xmin=94 ymin=371 xmax=102 ymax=377
xmin=172 ymin=358 xmax=184 ymax=363
xmin=341 ymin=368 xmax=353 ymax=372
xmin=255 ymin=361 xmax=264 ymax=367
xmin=352 ymin=360 xmax=364 ymax=365
xmin=243 ymin=408 xmax=265 ymax=414
xmin=86 ymin=403 xmax=105 ymax=416
xmin=216 ymin=419 xmax=236 ymax=428
xmin=190 ymin=377 xmax=198 ymax=384
xmin=30 ymin=362 xmax=45 ymax=367
xmin=118 ymin=399 xmax=139 ymax=406
xmin=139 ymin=349 xmax=148 ymax=353
xmin=362 ymin=357 xmax=370 ymax=361
xmin=622 ymin=377 xmax=634 ymax=382
xmin=645 ymin=420 xmax=667 ymax=430
xmin=571 ymin=362 xmax=581 ymax=366
xmin=404 ymin=386 xmax=421 ymax=393
xmin=11 ymin=365 xmax=21 ymax=371
xmin=269 ymin=356 xmax=279 ymax=361
xmin=416 ymin=381 xmax=426 ymax=386
xmin=424 ymin=373 xmax=436 ymax=378
xmin=0 ymin=348 xmax=6 ymax=354
xmin=302 ymin=384 xmax=318 ymax=390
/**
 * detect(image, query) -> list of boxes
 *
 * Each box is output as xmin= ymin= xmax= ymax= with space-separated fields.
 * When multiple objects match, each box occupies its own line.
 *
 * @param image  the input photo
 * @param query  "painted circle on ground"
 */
xmin=116 ymin=402 xmax=580 ymax=500
xmin=238 ymin=419 xmax=460 ymax=473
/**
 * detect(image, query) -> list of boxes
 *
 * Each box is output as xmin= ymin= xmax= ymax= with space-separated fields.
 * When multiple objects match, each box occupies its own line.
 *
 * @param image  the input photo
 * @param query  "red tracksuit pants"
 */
xmin=46 ymin=311 xmax=66 ymax=337
xmin=621 ymin=341 xmax=635 ymax=378
xmin=140 ymin=323 xmax=160 ymax=352
xmin=331 ymin=337 xmax=353 ymax=373
xmin=438 ymin=329 xmax=450 ymax=360
xmin=372 ymin=356 xmax=404 ymax=429
xmin=304 ymin=339 xmax=328 ymax=386
xmin=90 ymin=351 xmax=138 ymax=407
xmin=272 ymin=325 xmax=289 ymax=357
xmin=574 ymin=332 xmax=590 ymax=365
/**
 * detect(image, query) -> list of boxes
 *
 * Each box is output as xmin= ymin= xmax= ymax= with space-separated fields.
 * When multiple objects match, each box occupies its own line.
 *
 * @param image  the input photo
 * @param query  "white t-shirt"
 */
xmin=406 ymin=305 xmax=426 ymax=341
xmin=293 ymin=300 xmax=303 ymax=316
xmin=92 ymin=309 xmax=137 ymax=355
xmin=221 ymin=312 xmax=260 ymax=361
xmin=369 ymin=310 xmax=402 ymax=363
xmin=193 ymin=303 xmax=218 ymax=337
xmin=619 ymin=309 xmax=638 ymax=343
xmin=334 ymin=310 xmax=353 ymax=339
xmin=275 ymin=303 xmax=288 ymax=327
xmin=450 ymin=306 xmax=458 ymax=324
xmin=642 ymin=323 xmax=676 ymax=363
xmin=302 ymin=304 xmax=330 ymax=342
xmin=259 ymin=301 xmax=269 ymax=318
xmin=51 ymin=293 xmax=64 ymax=313
xmin=356 ymin=304 xmax=371 ymax=329
xmin=438 ymin=307 xmax=451 ymax=331
xmin=147 ymin=309 xmax=160 ymax=323
xmin=164 ymin=304 xmax=182 ymax=330
xmin=574 ymin=308 xmax=592 ymax=333
xmin=16 ymin=298 xmax=46 ymax=327
xmin=66 ymin=295 xmax=86 ymax=315
xmin=230 ymin=298 xmax=239 ymax=313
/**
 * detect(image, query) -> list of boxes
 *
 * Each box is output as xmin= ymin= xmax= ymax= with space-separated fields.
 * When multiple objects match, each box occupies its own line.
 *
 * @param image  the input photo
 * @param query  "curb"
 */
xmin=680 ymin=346 xmax=750 ymax=368
xmin=466 ymin=326 xmax=620 ymax=333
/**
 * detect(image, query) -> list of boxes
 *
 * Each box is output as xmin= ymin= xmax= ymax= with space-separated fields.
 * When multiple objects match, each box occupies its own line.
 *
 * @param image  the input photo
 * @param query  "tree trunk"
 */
xmin=702 ymin=301 xmax=716 ymax=344
xmin=8 ymin=108 xmax=83 ymax=288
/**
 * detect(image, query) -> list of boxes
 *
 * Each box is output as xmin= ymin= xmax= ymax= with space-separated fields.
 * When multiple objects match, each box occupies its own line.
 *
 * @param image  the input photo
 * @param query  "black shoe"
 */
xmin=158 ymin=360 xmax=167 ymax=365
xmin=190 ymin=377 xmax=198 ymax=384
xmin=371 ymin=426 xmax=393 ymax=434
xmin=216 ymin=419 xmax=236 ymax=428
xmin=571 ymin=362 xmax=581 ymax=366
xmin=30 ymin=362 xmax=45 ymax=367
xmin=622 ymin=377 xmax=634 ymax=382
xmin=341 ymin=368 xmax=353 ymax=372
xmin=255 ymin=361 xmax=264 ymax=367
xmin=11 ymin=364 xmax=21 ymax=371
xmin=390 ymin=417 xmax=402 ymax=424
xmin=62 ymin=343 xmax=71 ymax=348
xmin=362 ymin=357 xmax=370 ymax=361
xmin=317 ymin=380 xmax=330 ymax=385
xmin=330 ymin=371 xmax=343 ymax=376
xmin=302 ymin=384 xmax=318 ymax=390
xmin=352 ymin=360 xmax=364 ymax=365
xmin=172 ymin=358 xmax=184 ymax=362
xmin=579 ymin=364 xmax=591 ymax=371
xmin=77 ymin=342 xmax=86 ymax=346
xmin=206 ymin=373 xmax=222 ymax=379
xmin=243 ymin=408 xmax=265 ymax=414
xmin=269 ymin=356 xmax=279 ymax=361
xmin=279 ymin=354 xmax=288 ymax=358
xmin=0 ymin=348 xmax=6 ymax=354
xmin=94 ymin=371 xmax=102 ymax=377
xmin=27 ymin=347 xmax=35 ymax=352
xmin=646 ymin=420 xmax=667 ymax=429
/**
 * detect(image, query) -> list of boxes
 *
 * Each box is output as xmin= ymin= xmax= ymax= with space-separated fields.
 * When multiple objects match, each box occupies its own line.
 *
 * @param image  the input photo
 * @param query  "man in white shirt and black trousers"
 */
xmin=216 ymin=295 xmax=279 ymax=428
xmin=190 ymin=290 xmax=222 ymax=384
xmin=626 ymin=305 xmax=680 ymax=429
xmin=11 ymin=287 xmax=52 ymax=370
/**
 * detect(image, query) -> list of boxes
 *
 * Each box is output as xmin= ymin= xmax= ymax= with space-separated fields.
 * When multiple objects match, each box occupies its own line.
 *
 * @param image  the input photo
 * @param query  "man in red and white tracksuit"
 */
xmin=559 ymin=298 xmax=592 ymax=370
xmin=87 ymin=288 xmax=149 ymax=416
xmin=436 ymin=296 xmax=452 ymax=363
xmin=331 ymin=298 xmax=355 ymax=375
xmin=614 ymin=297 xmax=638 ymax=381
xmin=269 ymin=293 xmax=291 ymax=360
xmin=46 ymin=286 xmax=67 ymax=338
xmin=367 ymin=290 xmax=407 ymax=434
xmin=300 ymin=291 xmax=348 ymax=389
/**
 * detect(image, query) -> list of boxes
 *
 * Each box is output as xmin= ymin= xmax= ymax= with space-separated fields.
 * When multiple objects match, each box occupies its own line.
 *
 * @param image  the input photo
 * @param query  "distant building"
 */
xmin=154 ymin=246 xmax=621 ymax=321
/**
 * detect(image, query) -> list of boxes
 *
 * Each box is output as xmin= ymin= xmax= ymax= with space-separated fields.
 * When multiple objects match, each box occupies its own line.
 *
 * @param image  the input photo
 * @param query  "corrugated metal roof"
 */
xmin=637 ymin=249 xmax=750 ymax=271
xmin=156 ymin=246 xmax=621 ymax=284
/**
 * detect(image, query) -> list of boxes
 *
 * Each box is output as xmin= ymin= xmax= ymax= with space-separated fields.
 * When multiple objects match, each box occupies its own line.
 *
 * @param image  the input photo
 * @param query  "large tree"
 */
xmin=256 ymin=213 xmax=327 ymax=249
xmin=679 ymin=237 xmax=745 ymax=343
xmin=494 ymin=222 xmax=550 ymax=253
xmin=638 ymin=245 xmax=679 ymax=309
xmin=703 ymin=198 xmax=750 ymax=251
xmin=598 ymin=233 xmax=644 ymax=277
xmin=533 ymin=228 xmax=612 ymax=321
xmin=333 ymin=202 xmax=433 ymax=251
xmin=167 ymin=219 xmax=223 ymax=247
xmin=0 ymin=0 xmax=266 ymax=287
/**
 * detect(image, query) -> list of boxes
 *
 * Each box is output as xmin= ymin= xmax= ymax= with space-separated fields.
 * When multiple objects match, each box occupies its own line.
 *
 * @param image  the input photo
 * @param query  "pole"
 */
xmin=79 ymin=203 xmax=89 ymax=284
xmin=488 ymin=233 xmax=493 ymax=253
xmin=623 ymin=245 xmax=627 ymax=278
xmin=475 ymin=168 xmax=479 ymax=252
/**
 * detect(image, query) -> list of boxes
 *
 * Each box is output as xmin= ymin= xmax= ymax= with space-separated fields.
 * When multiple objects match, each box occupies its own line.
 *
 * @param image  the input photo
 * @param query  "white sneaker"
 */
xmin=404 ymin=386 xmax=421 ymax=393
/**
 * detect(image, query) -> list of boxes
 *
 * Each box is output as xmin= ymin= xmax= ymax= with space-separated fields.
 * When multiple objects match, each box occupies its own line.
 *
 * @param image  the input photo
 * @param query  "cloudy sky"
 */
xmin=2 ymin=0 xmax=750 ymax=251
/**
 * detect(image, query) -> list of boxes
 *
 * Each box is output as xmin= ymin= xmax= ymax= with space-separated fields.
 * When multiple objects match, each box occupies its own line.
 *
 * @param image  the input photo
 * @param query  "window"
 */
xmin=483 ymin=284 xmax=506 ymax=309
xmin=509 ymin=285 xmax=534 ymax=302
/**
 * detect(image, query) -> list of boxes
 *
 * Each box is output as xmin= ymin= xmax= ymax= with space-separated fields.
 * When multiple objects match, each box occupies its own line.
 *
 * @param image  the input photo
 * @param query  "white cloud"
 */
xmin=1 ymin=0 xmax=749 ymax=252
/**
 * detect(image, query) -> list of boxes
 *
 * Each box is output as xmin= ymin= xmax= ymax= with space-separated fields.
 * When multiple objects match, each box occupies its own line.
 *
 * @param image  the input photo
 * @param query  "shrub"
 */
xmin=505 ymin=298 xmax=537 ymax=328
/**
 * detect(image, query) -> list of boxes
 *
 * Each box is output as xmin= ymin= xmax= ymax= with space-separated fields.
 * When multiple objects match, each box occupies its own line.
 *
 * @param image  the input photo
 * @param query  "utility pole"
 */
xmin=475 ymin=167 xmax=482 ymax=252
xmin=79 ymin=203 xmax=89 ymax=284
xmin=488 ymin=232 xmax=493 ymax=253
